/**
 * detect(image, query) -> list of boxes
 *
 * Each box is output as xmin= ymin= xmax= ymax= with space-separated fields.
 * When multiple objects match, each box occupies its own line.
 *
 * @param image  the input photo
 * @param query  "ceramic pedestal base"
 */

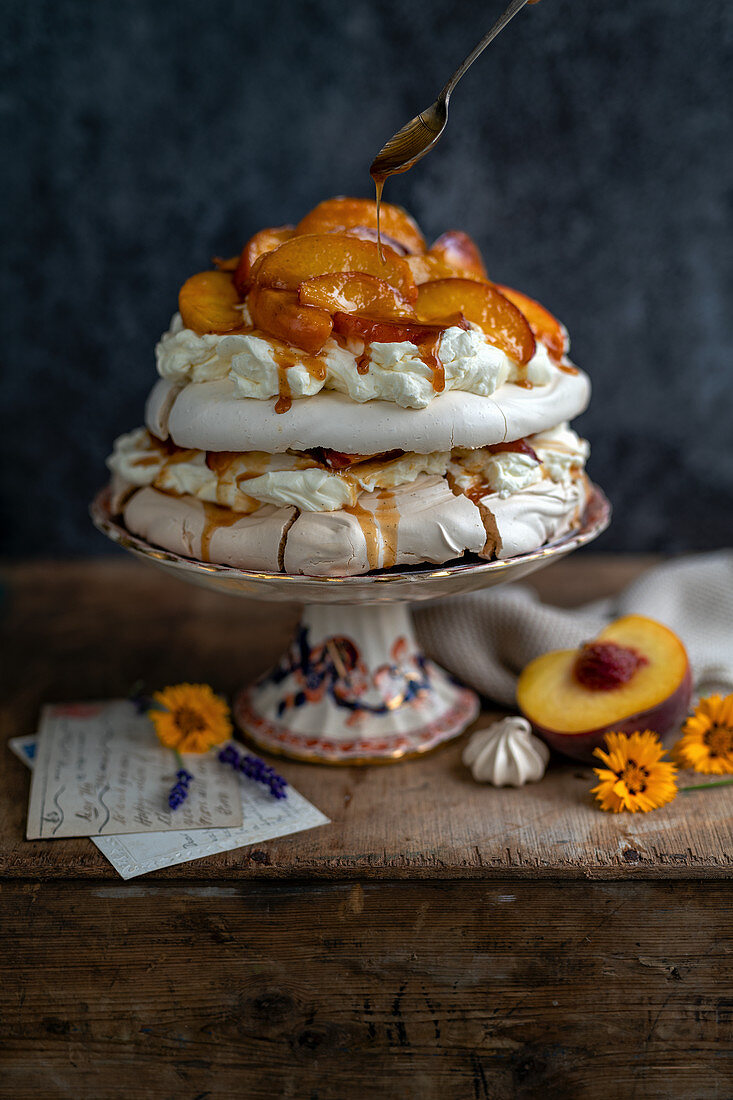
xmin=234 ymin=602 xmax=480 ymax=764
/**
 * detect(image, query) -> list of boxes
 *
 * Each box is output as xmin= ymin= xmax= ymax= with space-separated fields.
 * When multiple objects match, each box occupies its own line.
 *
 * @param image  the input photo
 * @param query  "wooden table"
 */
xmin=1 ymin=556 xmax=731 ymax=1098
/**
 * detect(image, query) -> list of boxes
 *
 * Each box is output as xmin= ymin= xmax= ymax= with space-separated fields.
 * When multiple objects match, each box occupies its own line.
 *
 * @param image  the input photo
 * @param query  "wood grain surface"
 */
xmin=0 ymin=556 xmax=730 ymax=881
xmin=1 ymin=879 xmax=731 ymax=1099
xmin=1 ymin=555 xmax=731 ymax=1098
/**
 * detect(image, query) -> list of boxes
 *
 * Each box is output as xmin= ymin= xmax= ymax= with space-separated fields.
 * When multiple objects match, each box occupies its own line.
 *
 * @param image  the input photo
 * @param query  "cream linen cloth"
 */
xmin=414 ymin=551 xmax=733 ymax=706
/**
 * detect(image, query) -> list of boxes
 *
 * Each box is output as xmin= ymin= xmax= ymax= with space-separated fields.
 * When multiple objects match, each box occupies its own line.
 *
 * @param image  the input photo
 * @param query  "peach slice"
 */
xmin=495 ymin=284 xmax=568 ymax=360
xmin=234 ymin=226 xmax=295 ymax=296
xmin=332 ymin=312 xmax=466 ymax=348
xmin=178 ymin=271 xmax=247 ymax=336
xmin=416 ymin=278 xmax=536 ymax=364
xmin=339 ymin=226 xmax=409 ymax=256
xmin=248 ymin=285 xmax=333 ymax=354
xmin=255 ymin=234 xmax=417 ymax=301
xmin=517 ymin=615 xmax=693 ymax=763
xmin=212 ymin=255 xmax=240 ymax=272
xmin=430 ymin=230 xmax=488 ymax=280
xmin=298 ymin=273 xmax=415 ymax=319
xmin=295 ymin=197 xmax=426 ymax=254
xmin=405 ymin=252 xmax=456 ymax=285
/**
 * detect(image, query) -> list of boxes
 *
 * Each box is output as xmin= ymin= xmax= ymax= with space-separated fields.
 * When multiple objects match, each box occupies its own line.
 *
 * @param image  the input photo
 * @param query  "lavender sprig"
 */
xmin=168 ymin=766 xmax=194 ymax=810
xmin=218 ymin=744 xmax=288 ymax=799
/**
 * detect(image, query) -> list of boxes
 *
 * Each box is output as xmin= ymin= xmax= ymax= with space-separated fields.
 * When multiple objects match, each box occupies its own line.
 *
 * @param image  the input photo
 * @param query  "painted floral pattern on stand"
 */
xmin=262 ymin=626 xmax=432 ymax=720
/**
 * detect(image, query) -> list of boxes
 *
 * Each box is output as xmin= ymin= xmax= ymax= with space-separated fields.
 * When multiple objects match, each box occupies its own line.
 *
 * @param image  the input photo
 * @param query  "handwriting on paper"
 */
xmin=26 ymin=700 xmax=242 ymax=839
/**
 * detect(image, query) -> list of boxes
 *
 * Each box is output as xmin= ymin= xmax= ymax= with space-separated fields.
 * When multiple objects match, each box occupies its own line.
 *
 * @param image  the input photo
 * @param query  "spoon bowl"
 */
xmin=370 ymin=0 xmax=532 ymax=184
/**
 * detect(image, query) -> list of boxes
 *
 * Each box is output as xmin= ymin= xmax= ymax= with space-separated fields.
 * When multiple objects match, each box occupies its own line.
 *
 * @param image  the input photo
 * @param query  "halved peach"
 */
xmin=178 ymin=271 xmax=247 ymax=335
xmin=298 ymin=273 xmax=415 ymax=319
xmin=495 ymin=284 xmax=568 ymax=360
xmin=248 ymin=285 xmax=333 ymax=353
xmin=416 ymin=278 xmax=536 ymax=364
xmin=255 ymin=234 xmax=417 ymax=301
xmin=295 ymin=197 xmax=426 ymax=254
xmin=233 ymin=226 xmax=295 ymax=296
xmin=332 ymin=312 xmax=466 ymax=347
xmin=430 ymin=230 xmax=488 ymax=280
xmin=517 ymin=615 xmax=693 ymax=763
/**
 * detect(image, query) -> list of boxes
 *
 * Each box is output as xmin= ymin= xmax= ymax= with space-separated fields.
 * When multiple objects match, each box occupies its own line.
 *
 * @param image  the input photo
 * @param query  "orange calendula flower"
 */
xmin=674 ymin=693 xmax=733 ymax=775
xmin=148 ymin=683 xmax=232 ymax=753
xmin=591 ymin=730 xmax=678 ymax=813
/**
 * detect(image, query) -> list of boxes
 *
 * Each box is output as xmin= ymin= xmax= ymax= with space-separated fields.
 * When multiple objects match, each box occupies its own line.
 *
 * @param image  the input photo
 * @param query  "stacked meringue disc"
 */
xmin=107 ymin=197 xmax=592 ymax=576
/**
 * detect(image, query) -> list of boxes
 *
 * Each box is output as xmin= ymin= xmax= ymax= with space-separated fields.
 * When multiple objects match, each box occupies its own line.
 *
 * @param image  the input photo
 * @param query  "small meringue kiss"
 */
xmin=463 ymin=716 xmax=550 ymax=787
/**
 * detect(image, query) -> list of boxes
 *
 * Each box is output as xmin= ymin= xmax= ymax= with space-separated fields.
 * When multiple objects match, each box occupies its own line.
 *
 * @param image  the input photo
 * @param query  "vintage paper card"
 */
xmin=14 ymin=732 xmax=330 ymax=880
xmin=25 ymin=700 xmax=242 ymax=838
xmin=94 ymin=779 xmax=330 ymax=879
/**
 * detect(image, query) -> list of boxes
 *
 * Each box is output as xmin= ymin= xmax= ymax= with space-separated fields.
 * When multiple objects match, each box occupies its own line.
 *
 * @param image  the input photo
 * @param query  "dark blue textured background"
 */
xmin=2 ymin=0 xmax=732 ymax=555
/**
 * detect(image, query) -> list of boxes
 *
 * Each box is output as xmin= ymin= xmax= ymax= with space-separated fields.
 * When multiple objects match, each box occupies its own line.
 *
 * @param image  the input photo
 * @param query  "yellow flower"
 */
xmin=674 ymin=694 xmax=733 ymax=775
xmin=148 ymin=683 xmax=232 ymax=753
xmin=591 ymin=730 xmax=678 ymax=813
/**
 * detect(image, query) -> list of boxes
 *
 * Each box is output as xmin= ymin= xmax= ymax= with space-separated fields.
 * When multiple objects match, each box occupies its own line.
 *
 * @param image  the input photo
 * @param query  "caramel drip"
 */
xmin=418 ymin=331 xmax=445 ymax=393
xmin=344 ymin=504 xmax=380 ymax=571
xmin=465 ymin=483 xmax=490 ymax=507
xmin=275 ymin=359 xmax=292 ymax=414
xmin=199 ymin=501 xmax=246 ymax=562
xmin=558 ymin=360 xmax=579 ymax=375
xmin=355 ymin=326 xmax=446 ymax=390
xmin=356 ymin=350 xmax=371 ymax=375
xmin=375 ymin=490 xmax=399 ymax=568
xmin=373 ymin=175 xmax=385 ymax=261
xmin=345 ymin=489 xmax=400 ymax=571
xmin=247 ymin=335 xmax=330 ymax=414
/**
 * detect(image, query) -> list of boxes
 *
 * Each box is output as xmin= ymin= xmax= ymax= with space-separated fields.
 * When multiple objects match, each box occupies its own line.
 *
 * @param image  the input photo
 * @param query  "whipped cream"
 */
xmin=107 ymin=428 xmax=449 ymax=514
xmin=108 ymin=421 xmax=588 ymax=515
xmin=448 ymin=423 xmax=588 ymax=500
xmin=156 ymin=313 xmax=559 ymax=411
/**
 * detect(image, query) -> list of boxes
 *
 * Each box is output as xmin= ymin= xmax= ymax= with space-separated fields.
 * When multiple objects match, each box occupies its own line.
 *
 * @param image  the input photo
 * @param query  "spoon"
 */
xmin=370 ymin=0 xmax=534 ymax=186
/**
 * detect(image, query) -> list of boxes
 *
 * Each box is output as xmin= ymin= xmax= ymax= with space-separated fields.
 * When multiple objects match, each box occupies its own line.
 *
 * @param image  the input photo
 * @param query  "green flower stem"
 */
xmin=680 ymin=778 xmax=733 ymax=792
xmin=173 ymin=748 xmax=186 ymax=771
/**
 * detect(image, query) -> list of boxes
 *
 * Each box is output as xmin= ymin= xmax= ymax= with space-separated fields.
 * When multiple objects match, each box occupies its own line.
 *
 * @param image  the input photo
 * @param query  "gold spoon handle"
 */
xmin=441 ymin=0 xmax=532 ymax=104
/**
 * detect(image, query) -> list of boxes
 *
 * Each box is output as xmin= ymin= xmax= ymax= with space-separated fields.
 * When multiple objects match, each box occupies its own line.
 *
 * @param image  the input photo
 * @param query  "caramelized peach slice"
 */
xmin=233 ymin=226 xmax=295 ymax=296
xmin=298 ymin=273 xmax=415 ymax=319
xmin=296 ymin=197 xmax=425 ymax=254
xmin=416 ymin=279 xmax=535 ymax=364
xmin=255 ymin=234 xmax=417 ymax=301
xmin=495 ymin=284 xmax=568 ymax=360
xmin=339 ymin=226 xmax=409 ymax=256
xmin=248 ymin=285 xmax=332 ymax=354
xmin=430 ymin=230 xmax=488 ymax=280
xmin=212 ymin=255 xmax=239 ymax=272
xmin=332 ymin=312 xmax=466 ymax=347
xmin=179 ymin=271 xmax=247 ymax=336
xmin=405 ymin=252 xmax=456 ymax=285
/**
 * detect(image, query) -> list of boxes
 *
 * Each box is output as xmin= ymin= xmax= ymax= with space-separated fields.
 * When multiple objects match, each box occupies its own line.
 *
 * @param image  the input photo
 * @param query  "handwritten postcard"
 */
xmin=26 ymin=700 xmax=243 ymax=839
xmin=13 ymin=730 xmax=330 ymax=880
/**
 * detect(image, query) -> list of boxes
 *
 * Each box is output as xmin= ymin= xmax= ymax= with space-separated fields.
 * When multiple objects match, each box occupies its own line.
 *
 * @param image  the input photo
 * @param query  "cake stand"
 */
xmin=91 ymin=486 xmax=610 ymax=764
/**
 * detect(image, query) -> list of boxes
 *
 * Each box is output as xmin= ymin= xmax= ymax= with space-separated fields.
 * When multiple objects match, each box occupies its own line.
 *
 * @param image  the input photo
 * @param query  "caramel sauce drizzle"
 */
xmin=345 ymin=489 xmax=400 ymax=571
xmin=354 ymin=325 xmax=449 ymax=391
xmin=373 ymin=175 xmax=385 ymax=260
xmin=250 ymin=335 xmax=328 ymax=415
xmin=418 ymin=330 xmax=445 ymax=393
xmin=199 ymin=501 xmax=246 ymax=562
xmin=375 ymin=490 xmax=400 ymax=568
